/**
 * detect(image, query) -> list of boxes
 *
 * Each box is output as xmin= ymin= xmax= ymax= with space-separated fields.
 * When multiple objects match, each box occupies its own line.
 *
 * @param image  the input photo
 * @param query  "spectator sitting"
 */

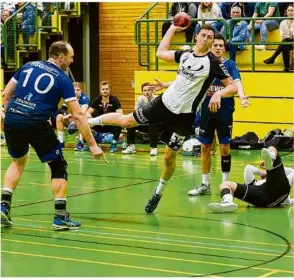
xmin=39 ymin=3 xmax=54 ymax=32
xmin=17 ymin=2 xmax=36 ymax=47
xmin=85 ymin=81 xmax=123 ymax=153
xmin=194 ymin=2 xmax=223 ymax=34
xmin=162 ymin=2 xmax=197 ymax=43
xmin=55 ymin=82 xmax=90 ymax=149
xmin=232 ymin=2 xmax=256 ymax=20
xmin=247 ymin=2 xmax=280 ymax=50
xmin=122 ymin=82 xmax=161 ymax=156
xmin=221 ymin=5 xmax=248 ymax=61
xmin=263 ymin=4 xmax=294 ymax=72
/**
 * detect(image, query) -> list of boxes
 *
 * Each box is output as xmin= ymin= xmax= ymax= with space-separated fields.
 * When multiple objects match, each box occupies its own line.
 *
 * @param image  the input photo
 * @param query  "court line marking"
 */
xmin=258 ymin=269 xmax=279 ymax=277
xmin=1 ymin=250 xmax=201 ymax=276
xmin=18 ymin=182 xmax=104 ymax=190
xmin=9 ymin=225 xmax=294 ymax=261
xmin=13 ymin=217 xmax=294 ymax=249
xmin=2 ymin=238 xmax=260 ymax=270
xmin=2 ymin=234 xmax=293 ymax=274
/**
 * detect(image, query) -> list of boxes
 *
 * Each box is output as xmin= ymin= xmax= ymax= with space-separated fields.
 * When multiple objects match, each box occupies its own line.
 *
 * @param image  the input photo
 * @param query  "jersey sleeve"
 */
xmin=210 ymin=56 xmax=231 ymax=80
xmin=79 ymin=94 xmax=90 ymax=106
xmin=227 ymin=61 xmax=241 ymax=81
xmin=174 ymin=50 xmax=185 ymax=63
xmin=12 ymin=68 xmax=23 ymax=84
xmin=61 ymin=76 xmax=76 ymax=102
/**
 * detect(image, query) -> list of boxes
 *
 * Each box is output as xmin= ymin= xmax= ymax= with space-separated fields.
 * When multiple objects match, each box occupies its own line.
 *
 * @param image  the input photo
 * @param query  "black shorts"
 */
xmin=133 ymin=95 xmax=194 ymax=151
xmin=4 ymin=122 xmax=61 ymax=162
xmin=234 ymin=161 xmax=290 ymax=207
xmin=199 ymin=111 xmax=233 ymax=145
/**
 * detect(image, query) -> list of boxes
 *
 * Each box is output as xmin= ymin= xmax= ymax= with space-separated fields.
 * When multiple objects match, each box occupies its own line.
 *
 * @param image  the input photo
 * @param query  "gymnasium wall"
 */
xmin=98 ymin=2 xmax=166 ymax=112
xmin=134 ymin=71 xmax=294 ymax=139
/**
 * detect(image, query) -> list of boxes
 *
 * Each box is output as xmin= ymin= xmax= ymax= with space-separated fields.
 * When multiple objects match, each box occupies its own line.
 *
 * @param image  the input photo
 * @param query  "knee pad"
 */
xmin=48 ymin=155 xmax=68 ymax=180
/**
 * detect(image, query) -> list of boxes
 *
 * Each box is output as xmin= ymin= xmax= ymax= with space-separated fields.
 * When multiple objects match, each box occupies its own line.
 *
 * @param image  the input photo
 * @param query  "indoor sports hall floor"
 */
xmin=1 ymin=147 xmax=294 ymax=277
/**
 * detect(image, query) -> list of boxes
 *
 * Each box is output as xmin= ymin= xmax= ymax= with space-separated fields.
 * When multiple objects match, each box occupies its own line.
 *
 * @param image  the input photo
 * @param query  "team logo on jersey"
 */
xmin=219 ymin=63 xmax=230 ymax=76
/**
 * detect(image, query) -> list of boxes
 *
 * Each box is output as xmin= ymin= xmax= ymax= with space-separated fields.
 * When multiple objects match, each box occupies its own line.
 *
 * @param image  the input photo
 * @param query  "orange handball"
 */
xmin=173 ymin=12 xmax=191 ymax=28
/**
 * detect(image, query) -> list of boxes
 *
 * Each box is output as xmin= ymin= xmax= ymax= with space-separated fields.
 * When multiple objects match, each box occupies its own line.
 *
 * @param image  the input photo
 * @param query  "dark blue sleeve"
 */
xmin=227 ymin=61 xmax=241 ymax=81
xmin=61 ymin=75 xmax=76 ymax=102
xmin=12 ymin=67 xmax=23 ymax=82
xmin=79 ymin=94 xmax=90 ymax=106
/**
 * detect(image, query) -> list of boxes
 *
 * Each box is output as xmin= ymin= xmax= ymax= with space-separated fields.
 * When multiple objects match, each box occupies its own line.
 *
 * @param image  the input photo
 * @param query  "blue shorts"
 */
xmin=199 ymin=112 xmax=233 ymax=145
xmin=4 ymin=121 xmax=62 ymax=162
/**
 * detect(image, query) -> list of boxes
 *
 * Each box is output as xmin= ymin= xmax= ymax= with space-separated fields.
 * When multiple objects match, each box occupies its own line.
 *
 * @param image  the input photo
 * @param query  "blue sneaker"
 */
xmin=74 ymin=141 xmax=84 ymax=151
xmin=68 ymin=121 xmax=78 ymax=135
xmin=52 ymin=212 xmax=81 ymax=230
xmin=82 ymin=145 xmax=90 ymax=152
xmin=145 ymin=189 xmax=162 ymax=214
xmin=110 ymin=142 xmax=117 ymax=153
xmin=1 ymin=203 xmax=13 ymax=227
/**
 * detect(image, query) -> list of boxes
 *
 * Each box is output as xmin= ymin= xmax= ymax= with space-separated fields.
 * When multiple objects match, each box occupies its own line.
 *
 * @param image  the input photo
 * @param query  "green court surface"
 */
xmin=1 ymin=147 xmax=294 ymax=277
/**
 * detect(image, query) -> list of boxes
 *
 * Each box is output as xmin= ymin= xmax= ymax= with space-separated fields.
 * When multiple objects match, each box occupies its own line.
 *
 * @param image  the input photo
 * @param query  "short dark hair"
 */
xmin=100 ymin=81 xmax=110 ymax=88
xmin=141 ymin=82 xmax=150 ymax=92
xmin=214 ymin=33 xmax=226 ymax=46
xmin=49 ymin=41 xmax=70 ymax=57
xmin=196 ymin=24 xmax=215 ymax=36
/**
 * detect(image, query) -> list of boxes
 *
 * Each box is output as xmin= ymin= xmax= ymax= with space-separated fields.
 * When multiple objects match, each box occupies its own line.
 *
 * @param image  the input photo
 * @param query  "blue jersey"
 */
xmin=202 ymin=58 xmax=241 ymax=114
xmin=5 ymin=61 xmax=76 ymax=128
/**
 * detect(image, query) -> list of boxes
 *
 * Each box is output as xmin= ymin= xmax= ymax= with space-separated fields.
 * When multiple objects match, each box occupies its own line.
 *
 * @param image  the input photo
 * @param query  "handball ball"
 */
xmin=173 ymin=12 xmax=191 ymax=28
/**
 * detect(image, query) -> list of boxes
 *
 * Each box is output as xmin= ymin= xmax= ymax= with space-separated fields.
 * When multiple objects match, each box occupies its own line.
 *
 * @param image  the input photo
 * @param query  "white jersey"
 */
xmin=162 ymin=50 xmax=230 ymax=114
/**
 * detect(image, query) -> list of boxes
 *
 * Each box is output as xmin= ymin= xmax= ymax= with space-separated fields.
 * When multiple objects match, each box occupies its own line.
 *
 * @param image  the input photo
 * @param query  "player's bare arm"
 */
xmin=150 ymin=78 xmax=173 ymax=92
xmin=235 ymin=80 xmax=251 ymax=108
xmin=2 ymin=79 xmax=16 ymax=111
xmin=156 ymin=24 xmax=187 ymax=62
xmin=67 ymin=100 xmax=107 ymax=162
xmin=209 ymin=77 xmax=237 ymax=113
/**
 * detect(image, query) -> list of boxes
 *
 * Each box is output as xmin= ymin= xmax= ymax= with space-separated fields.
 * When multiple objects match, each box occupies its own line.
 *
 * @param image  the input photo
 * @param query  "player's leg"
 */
xmin=208 ymin=181 xmax=239 ymax=213
xmin=261 ymin=147 xmax=291 ymax=207
xmin=145 ymin=115 xmax=189 ymax=213
xmin=145 ymin=144 xmax=179 ymax=214
xmin=29 ymin=122 xmax=80 ymax=230
xmin=1 ymin=125 xmax=29 ymax=227
xmin=148 ymin=123 xmax=159 ymax=156
xmin=122 ymin=126 xmax=138 ymax=154
xmin=88 ymin=112 xmax=139 ymax=128
xmin=218 ymin=114 xmax=233 ymax=182
xmin=188 ymin=117 xmax=215 ymax=196
xmin=244 ymin=164 xmax=266 ymax=185
xmin=109 ymin=126 xmax=122 ymax=153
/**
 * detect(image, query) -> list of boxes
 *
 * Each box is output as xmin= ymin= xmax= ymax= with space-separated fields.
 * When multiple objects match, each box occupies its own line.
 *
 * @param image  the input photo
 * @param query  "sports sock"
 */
xmin=79 ymin=133 xmax=83 ymax=143
xmin=220 ymin=188 xmax=233 ymax=203
xmin=57 ymin=131 xmax=64 ymax=143
xmin=202 ymin=173 xmax=210 ymax=186
xmin=55 ymin=198 xmax=67 ymax=216
xmin=155 ymin=178 xmax=167 ymax=196
xmin=88 ymin=116 xmax=103 ymax=127
xmin=222 ymin=172 xmax=230 ymax=182
xmin=1 ymin=187 xmax=13 ymax=209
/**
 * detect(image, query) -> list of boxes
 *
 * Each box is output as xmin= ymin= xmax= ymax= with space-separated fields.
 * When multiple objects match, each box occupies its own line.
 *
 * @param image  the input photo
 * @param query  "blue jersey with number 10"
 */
xmin=5 ymin=61 xmax=76 ymax=128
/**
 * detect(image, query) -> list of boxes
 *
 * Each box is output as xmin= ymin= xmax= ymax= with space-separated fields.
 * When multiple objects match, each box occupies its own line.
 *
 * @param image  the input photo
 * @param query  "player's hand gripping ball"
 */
xmin=173 ymin=12 xmax=191 ymax=28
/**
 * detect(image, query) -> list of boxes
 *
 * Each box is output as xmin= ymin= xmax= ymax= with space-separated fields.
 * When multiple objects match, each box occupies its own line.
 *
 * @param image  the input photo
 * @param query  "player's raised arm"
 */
xmin=156 ymin=24 xmax=187 ymax=62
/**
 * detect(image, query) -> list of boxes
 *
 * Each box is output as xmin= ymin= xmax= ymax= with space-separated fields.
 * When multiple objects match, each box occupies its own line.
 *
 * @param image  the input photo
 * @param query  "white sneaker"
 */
xmin=150 ymin=148 xmax=158 ymax=156
xmin=255 ymin=45 xmax=266 ymax=50
xmin=188 ymin=183 xmax=211 ymax=196
xmin=121 ymin=144 xmax=136 ymax=154
xmin=209 ymin=201 xmax=238 ymax=213
xmin=281 ymin=196 xmax=294 ymax=206
xmin=261 ymin=148 xmax=276 ymax=170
